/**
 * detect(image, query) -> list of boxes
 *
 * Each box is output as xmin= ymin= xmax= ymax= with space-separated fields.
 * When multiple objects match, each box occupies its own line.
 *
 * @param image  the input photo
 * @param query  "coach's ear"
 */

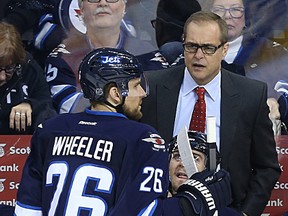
xmin=222 ymin=42 xmax=229 ymax=60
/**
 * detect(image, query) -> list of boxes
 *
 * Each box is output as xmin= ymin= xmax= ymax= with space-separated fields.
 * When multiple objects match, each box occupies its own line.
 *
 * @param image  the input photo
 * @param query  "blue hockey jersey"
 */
xmin=14 ymin=109 xmax=186 ymax=216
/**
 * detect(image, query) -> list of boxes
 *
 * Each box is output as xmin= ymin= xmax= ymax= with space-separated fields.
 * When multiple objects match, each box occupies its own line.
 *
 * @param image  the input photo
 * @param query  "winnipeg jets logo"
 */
xmin=205 ymin=176 xmax=214 ymax=182
xmin=0 ymin=144 xmax=6 ymax=158
xmin=101 ymin=56 xmax=121 ymax=64
xmin=50 ymin=44 xmax=70 ymax=56
xmin=151 ymin=52 xmax=169 ymax=67
xmin=69 ymin=0 xmax=86 ymax=33
xmin=142 ymin=134 xmax=166 ymax=152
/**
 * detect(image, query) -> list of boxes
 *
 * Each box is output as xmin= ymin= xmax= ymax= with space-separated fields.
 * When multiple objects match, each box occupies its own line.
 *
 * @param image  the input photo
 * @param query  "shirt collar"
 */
xmin=182 ymin=67 xmax=221 ymax=101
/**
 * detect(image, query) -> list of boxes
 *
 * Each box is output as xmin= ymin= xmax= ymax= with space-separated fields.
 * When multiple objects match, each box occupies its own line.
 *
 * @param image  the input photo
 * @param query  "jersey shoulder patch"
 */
xmin=142 ymin=133 xmax=166 ymax=152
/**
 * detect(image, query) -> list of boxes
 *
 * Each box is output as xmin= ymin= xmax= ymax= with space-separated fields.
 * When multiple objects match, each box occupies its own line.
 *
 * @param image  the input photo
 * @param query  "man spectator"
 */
xmin=140 ymin=11 xmax=281 ymax=216
xmin=45 ymin=0 xmax=155 ymax=114
xmin=1 ymin=0 xmax=135 ymax=69
xmin=137 ymin=0 xmax=201 ymax=71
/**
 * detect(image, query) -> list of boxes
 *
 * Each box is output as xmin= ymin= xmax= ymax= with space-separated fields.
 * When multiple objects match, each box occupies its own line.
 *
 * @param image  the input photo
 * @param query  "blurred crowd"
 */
xmin=0 ymin=0 xmax=287 ymax=135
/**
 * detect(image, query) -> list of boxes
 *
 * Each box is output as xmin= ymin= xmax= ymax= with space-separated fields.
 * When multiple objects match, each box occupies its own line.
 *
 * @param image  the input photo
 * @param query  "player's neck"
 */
xmin=91 ymin=103 xmax=117 ymax=113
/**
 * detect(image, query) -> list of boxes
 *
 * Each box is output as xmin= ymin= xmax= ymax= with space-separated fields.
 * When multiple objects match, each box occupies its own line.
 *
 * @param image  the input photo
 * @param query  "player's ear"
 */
xmin=108 ymin=86 xmax=122 ymax=105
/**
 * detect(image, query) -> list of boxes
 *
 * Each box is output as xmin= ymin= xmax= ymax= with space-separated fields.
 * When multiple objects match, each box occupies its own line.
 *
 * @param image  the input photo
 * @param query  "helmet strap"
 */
xmin=103 ymin=100 xmax=118 ymax=111
xmin=115 ymin=96 xmax=126 ymax=114
xmin=102 ymin=96 xmax=126 ymax=114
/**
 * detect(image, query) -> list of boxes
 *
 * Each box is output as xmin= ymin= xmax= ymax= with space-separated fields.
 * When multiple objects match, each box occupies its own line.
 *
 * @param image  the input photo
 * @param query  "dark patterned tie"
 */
xmin=189 ymin=87 xmax=206 ymax=132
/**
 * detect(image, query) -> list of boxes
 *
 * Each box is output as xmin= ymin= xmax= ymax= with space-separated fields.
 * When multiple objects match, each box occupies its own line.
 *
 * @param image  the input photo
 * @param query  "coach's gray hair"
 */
xmin=78 ymin=0 xmax=127 ymax=7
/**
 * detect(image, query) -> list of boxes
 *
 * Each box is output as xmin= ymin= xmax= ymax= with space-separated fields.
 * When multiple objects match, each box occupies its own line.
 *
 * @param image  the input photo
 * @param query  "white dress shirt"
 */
xmin=173 ymin=67 xmax=221 ymax=150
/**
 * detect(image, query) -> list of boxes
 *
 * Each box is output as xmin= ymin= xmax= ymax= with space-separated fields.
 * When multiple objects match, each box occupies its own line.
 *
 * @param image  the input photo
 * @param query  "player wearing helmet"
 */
xmin=78 ymin=47 xmax=148 ymax=120
xmin=168 ymin=131 xmax=221 ymax=195
xmin=168 ymin=130 xmax=241 ymax=216
xmin=15 ymin=48 xmax=163 ymax=216
xmin=15 ymin=48 xmax=233 ymax=216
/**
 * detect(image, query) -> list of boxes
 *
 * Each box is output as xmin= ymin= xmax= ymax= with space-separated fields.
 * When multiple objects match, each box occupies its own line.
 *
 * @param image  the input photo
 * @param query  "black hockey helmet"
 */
xmin=168 ymin=130 xmax=221 ymax=165
xmin=79 ymin=47 xmax=147 ymax=102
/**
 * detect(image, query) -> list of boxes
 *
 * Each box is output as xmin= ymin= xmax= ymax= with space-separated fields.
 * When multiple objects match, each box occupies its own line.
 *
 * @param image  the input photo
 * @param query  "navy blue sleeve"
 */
xmin=45 ymin=46 xmax=85 ymax=113
xmin=108 ymin=129 xmax=170 ymax=215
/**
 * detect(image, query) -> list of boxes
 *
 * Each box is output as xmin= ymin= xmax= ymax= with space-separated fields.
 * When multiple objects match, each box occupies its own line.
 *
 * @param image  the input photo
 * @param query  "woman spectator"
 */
xmin=0 ymin=22 xmax=55 ymax=134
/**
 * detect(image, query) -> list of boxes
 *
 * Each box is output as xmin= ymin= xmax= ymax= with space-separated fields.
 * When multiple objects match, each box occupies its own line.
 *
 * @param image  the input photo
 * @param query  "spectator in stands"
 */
xmin=45 ymin=0 xmax=155 ymax=114
xmin=211 ymin=0 xmax=288 ymax=99
xmin=0 ymin=22 xmax=55 ymax=134
xmin=211 ymin=0 xmax=288 ymax=135
xmin=137 ymin=0 xmax=201 ymax=71
xmin=1 ymin=0 xmax=141 ymax=69
xmin=153 ymin=0 xmax=200 ymax=57
xmin=0 ymin=0 xmax=64 ymax=68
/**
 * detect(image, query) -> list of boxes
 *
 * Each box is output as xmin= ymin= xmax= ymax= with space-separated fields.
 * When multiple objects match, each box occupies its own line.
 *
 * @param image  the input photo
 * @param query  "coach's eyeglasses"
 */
xmin=183 ymin=42 xmax=226 ymax=55
xmin=87 ymin=0 xmax=120 ymax=3
xmin=211 ymin=6 xmax=245 ymax=19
